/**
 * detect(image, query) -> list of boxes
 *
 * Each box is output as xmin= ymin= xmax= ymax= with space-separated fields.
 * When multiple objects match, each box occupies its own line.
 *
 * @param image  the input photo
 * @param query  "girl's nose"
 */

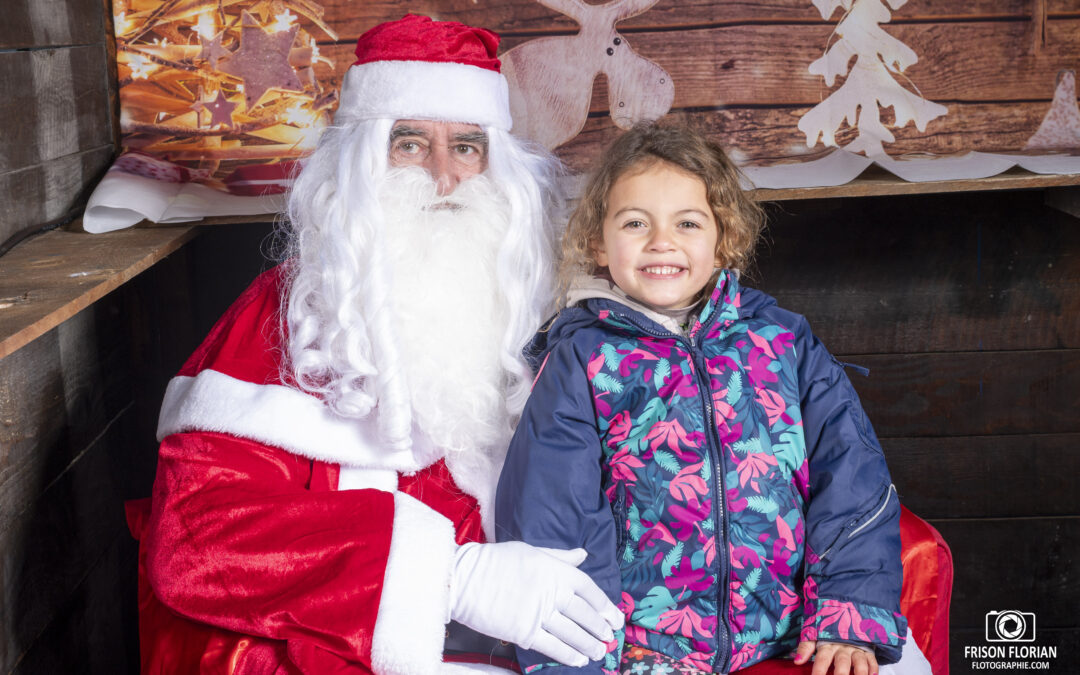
xmin=647 ymin=227 xmax=676 ymax=251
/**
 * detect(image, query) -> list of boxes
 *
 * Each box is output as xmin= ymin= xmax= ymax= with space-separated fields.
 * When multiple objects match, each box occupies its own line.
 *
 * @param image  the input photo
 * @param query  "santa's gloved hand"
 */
xmin=449 ymin=541 xmax=624 ymax=668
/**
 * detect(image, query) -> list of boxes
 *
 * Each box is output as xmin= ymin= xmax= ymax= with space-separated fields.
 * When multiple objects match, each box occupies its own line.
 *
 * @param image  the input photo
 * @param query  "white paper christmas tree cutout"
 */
xmin=798 ymin=0 xmax=947 ymax=157
xmin=1025 ymin=70 xmax=1080 ymax=150
xmin=501 ymin=0 xmax=674 ymax=150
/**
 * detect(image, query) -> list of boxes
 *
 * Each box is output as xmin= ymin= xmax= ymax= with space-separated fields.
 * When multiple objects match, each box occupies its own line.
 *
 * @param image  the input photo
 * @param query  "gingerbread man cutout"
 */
xmin=501 ymin=0 xmax=674 ymax=150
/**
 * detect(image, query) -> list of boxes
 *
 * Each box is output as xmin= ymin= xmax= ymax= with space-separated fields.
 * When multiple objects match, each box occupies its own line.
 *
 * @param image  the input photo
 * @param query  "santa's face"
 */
xmin=388 ymin=120 xmax=488 ymax=197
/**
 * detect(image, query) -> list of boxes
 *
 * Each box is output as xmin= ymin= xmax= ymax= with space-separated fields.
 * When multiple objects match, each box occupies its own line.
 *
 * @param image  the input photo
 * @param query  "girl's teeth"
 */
xmin=645 ymin=266 xmax=680 ymax=275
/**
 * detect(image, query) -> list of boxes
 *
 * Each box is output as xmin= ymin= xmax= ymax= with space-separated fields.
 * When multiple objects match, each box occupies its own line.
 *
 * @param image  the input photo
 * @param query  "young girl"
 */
xmin=496 ymin=124 xmax=915 ymax=675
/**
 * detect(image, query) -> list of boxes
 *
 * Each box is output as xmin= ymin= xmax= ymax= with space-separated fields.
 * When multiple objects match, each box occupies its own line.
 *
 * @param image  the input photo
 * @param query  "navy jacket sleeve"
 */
xmin=791 ymin=313 xmax=907 ymax=665
xmin=496 ymin=337 xmax=622 ymax=674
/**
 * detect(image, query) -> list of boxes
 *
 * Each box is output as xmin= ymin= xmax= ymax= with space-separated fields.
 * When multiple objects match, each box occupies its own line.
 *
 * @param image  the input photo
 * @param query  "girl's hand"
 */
xmin=793 ymin=640 xmax=879 ymax=675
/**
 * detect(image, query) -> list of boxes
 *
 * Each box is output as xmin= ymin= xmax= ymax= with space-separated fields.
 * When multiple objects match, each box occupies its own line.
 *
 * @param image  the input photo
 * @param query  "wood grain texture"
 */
xmin=849 ymin=349 xmax=1080 ymax=438
xmin=321 ymin=18 xmax=1077 ymax=111
xmin=551 ymin=103 xmax=1059 ymax=171
xmin=0 ymin=412 xmax=136 ymax=672
xmin=0 ymin=301 xmax=133 ymax=529
xmin=0 ymin=331 xmax=67 ymax=535
xmin=103 ymin=0 xmax=122 ymax=161
xmin=0 ymin=224 xmax=199 ymax=360
xmin=9 ymin=533 xmax=139 ymax=674
xmin=0 ymin=388 xmax=132 ymax=671
xmin=883 ymin=434 xmax=1080 ymax=519
xmin=751 ymin=167 xmax=1080 ymax=201
xmin=0 ymin=0 xmax=105 ymax=49
xmin=755 ymin=191 xmax=1080 ymax=354
xmin=0 ymin=46 xmax=114 ymax=174
xmin=933 ymin=517 xmax=1080 ymax=628
xmin=315 ymin=0 xmax=1039 ymax=38
xmin=0 ymin=146 xmax=114 ymax=244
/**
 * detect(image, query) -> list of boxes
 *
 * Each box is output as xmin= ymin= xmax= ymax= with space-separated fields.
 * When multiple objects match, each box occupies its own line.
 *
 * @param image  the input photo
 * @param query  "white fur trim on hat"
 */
xmin=370 ymin=492 xmax=457 ymax=674
xmin=336 ymin=60 xmax=511 ymax=130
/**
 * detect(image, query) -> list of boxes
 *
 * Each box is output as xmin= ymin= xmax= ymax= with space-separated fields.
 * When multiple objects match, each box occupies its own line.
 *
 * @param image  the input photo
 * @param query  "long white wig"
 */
xmin=281 ymin=119 xmax=562 ymax=454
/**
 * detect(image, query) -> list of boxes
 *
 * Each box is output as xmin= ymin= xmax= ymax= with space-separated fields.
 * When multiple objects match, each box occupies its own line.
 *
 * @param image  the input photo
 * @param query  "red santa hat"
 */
xmin=335 ymin=14 xmax=512 ymax=131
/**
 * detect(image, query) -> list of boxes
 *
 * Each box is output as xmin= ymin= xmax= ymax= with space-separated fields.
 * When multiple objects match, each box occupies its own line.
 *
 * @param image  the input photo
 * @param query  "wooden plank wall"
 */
xmin=0 ymin=0 xmax=115 ymax=246
xmin=310 ymin=0 xmax=1078 ymax=171
xmin=0 ymin=221 xmax=275 ymax=673
xmin=754 ymin=189 xmax=1079 ymax=674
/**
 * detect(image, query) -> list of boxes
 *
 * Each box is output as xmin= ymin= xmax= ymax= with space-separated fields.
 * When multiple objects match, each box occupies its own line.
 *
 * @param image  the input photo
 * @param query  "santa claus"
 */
xmin=129 ymin=14 xmax=622 ymax=675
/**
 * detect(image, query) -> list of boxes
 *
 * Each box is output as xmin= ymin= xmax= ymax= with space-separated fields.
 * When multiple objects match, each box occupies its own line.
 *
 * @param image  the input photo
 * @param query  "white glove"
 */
xmin=449 ymin=541 xmax=624 ymax=668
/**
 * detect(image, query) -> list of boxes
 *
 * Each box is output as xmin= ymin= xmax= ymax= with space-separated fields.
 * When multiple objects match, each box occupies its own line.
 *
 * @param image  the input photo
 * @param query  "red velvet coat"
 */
xmin=129 ymin=266 xmax=506 ymax=674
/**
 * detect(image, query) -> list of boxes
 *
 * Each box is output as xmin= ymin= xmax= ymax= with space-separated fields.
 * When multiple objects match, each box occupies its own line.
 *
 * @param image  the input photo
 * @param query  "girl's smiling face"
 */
xmin=593 ymin=160 xmax=720 ymax=310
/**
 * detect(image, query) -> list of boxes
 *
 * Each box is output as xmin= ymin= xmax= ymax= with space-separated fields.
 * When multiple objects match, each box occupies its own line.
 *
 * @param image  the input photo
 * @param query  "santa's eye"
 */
xmin=394 ymin=140 xmax=424 ymax=154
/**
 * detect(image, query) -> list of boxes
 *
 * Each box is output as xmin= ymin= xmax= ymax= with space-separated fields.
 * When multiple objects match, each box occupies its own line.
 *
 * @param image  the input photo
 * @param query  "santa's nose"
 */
xmin=424 ymin=148 xmax=464 ymax=196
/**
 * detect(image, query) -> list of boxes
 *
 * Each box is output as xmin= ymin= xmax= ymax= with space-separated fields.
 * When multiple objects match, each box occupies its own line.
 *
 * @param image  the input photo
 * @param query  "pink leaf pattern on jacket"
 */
xmin=755 ymin=387 xmax=795 ymax=428
xmin=610 ymin=448 xmax=646 ymax=483
xmin=647 ymin=417 xmax=697 ymax=454
xmin=736 ymin=452 xmax=778 ymax=491
xmin=657 ymin=605 xmax=714 ymax=639
xmin=607 ymin=410 xmax=633 ymax=448
xmin=669 ymin=462 xmax=709 ymax=501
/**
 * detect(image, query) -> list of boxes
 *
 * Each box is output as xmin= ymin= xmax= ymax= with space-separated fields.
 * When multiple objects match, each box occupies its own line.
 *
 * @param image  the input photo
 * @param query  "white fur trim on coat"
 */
xmin=370 ymin=492 xmax=457 ymax=674
xmin=156 ymin=370 xmax=505 ymax=538
xmin=157 ymin=369 xmax=427 ymax=472
xmin=336 ymin=60 xmax=511 ymax=131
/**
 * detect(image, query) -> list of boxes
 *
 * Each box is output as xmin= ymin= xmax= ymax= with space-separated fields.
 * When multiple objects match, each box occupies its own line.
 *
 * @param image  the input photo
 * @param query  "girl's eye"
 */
xmin=623 ymin=219 xmax=646 ymax=229
xmin=678 ymin=220 xmax=701 ymax=229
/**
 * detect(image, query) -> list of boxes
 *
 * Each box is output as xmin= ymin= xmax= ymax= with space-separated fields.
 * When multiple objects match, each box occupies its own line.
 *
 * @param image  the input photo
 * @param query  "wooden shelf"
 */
xmin=749 ymin=166 xmax=1080 ymax=201
xmin=0 ymin=222 xmax=200 ymax=360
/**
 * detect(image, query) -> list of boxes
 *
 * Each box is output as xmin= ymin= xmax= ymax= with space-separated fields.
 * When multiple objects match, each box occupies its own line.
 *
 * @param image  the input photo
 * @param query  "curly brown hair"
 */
xmin=561 ymin=122 xmax=764 ymax=300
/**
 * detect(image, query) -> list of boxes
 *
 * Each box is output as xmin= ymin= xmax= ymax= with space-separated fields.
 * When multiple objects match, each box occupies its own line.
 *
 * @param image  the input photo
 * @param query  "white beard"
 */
xmin=378 ymin=167 xmax=513 ymax=455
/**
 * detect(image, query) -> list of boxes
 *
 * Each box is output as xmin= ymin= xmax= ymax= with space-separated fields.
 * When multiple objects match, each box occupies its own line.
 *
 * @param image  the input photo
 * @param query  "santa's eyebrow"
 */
xmin=453 ymin=131 xmax=488 ymax=149
xmin=390 ymin=125 xmax=428 ymax=140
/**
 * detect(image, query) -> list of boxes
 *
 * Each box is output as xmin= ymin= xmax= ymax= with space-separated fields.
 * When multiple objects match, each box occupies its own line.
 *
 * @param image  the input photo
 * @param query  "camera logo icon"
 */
xmin=986 ymin=610 xmax=1036 ymax=642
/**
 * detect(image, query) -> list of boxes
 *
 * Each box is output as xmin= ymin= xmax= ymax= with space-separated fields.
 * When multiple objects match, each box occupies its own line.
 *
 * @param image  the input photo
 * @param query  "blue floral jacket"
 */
xmin=496 ymin=271 xmax=907 ymax=674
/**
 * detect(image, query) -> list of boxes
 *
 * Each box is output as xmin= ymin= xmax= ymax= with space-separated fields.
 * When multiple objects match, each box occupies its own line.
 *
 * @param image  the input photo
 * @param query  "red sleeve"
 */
xmin=144 ymin=430 xmax=394 ymax=669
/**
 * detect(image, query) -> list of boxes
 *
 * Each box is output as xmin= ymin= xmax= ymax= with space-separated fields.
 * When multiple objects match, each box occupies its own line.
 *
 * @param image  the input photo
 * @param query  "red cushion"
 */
xmin=899 ymin=505 xmax=953 ymax=675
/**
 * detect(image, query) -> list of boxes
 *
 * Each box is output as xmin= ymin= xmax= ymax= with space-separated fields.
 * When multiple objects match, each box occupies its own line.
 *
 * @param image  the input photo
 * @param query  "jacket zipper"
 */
xmin=848 ymin=484 xmax=896 ymax=540
xmin=614 ymin=481 xmax=628 ymax=555
xmin=688 ymin=343 xmax=731 ymax=675
xmin=821 ymin=484 xmax=897 ymax=560
xmin=610 ymin=311 xmax=731 ymax=674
